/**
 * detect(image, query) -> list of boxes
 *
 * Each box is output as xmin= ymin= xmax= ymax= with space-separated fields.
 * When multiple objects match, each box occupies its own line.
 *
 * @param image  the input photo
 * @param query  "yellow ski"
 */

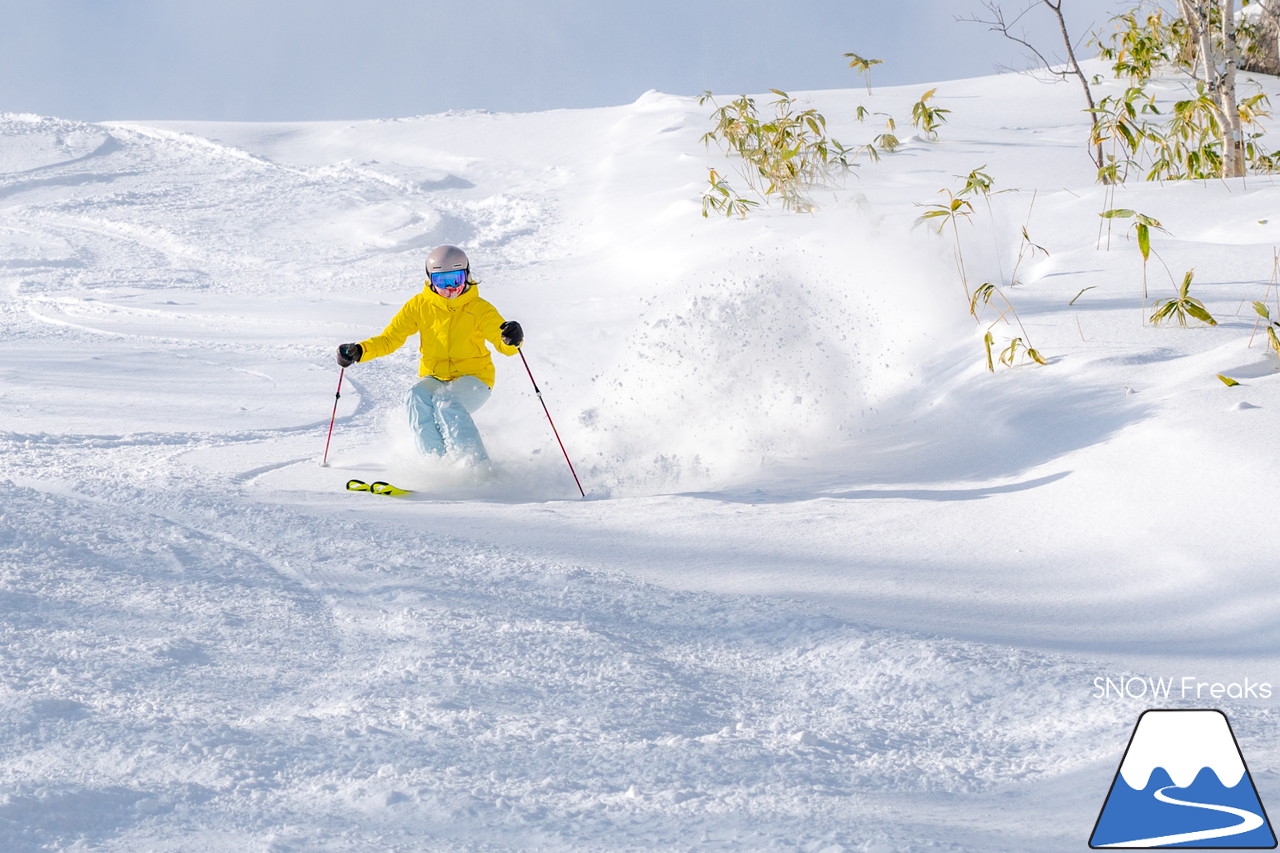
xmin=345 ymin=479 xmax=413 ymax=497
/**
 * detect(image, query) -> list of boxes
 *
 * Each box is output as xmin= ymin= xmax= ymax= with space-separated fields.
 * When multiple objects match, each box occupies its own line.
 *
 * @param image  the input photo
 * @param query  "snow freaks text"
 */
xmin=1093 ymin=676 xmax=1274 ymax=701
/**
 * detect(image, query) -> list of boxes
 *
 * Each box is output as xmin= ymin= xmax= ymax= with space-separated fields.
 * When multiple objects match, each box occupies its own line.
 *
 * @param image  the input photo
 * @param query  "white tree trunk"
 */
xmin=1176 ymin=0 xmax=1245 ymax=177
xmin=1221 ymin=0 xmax=1245 ymax=176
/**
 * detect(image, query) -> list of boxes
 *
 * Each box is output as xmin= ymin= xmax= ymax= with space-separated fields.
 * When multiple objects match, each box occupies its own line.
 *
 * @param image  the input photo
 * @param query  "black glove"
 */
xmin=500 ymin=321 xmax=523 ymax=348
xmin=336 ymin=342 xmax=363 ymax=367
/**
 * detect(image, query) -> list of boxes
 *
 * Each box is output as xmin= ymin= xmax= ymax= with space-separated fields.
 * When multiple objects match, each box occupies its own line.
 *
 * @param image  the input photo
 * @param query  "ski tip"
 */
xmin=346 ymin=479 xmax=413 ymax=497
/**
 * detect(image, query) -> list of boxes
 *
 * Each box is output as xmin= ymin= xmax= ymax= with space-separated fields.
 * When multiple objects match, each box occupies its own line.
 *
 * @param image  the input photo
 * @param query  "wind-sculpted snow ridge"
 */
xmin=0 ymin=113 xmax=113 ymax=174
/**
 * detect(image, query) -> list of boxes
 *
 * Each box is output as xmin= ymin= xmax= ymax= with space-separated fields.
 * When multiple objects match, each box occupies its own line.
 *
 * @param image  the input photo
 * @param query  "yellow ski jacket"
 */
xmin=357 ymin=284 xmax=519 ymax=387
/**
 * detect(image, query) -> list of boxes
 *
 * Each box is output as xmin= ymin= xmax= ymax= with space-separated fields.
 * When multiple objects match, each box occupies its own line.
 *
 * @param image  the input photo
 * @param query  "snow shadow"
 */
xmin=687 ymin=470 xmax=1072 ymax=505
xmin=823 ymin=374 xmax=1157 ymax=489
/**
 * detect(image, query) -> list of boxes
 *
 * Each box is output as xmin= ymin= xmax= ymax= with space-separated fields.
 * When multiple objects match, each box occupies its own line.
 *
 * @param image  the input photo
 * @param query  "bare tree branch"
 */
xmin=958 ymin=0 xmax=1103 ymax=171
xmin=958 ymin=2 xmax=1074 ymax=82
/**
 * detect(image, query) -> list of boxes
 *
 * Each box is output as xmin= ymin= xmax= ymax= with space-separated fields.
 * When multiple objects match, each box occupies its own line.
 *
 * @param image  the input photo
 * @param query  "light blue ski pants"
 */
xmin=404 ymin=375 xmax=492 ymax=462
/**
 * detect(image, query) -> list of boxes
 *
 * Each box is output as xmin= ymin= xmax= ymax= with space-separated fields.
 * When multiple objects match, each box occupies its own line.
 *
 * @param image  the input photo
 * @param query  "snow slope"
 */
xmin=2 ymin=64 xmax=1280 ymax=851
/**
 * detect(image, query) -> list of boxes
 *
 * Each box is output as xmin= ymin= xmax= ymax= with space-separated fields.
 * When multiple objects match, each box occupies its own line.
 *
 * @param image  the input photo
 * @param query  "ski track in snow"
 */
xmin=3 ymin=68 xmax=1280 ymax=851
xmin=0 ymin=478 xmax=1138 ymax=852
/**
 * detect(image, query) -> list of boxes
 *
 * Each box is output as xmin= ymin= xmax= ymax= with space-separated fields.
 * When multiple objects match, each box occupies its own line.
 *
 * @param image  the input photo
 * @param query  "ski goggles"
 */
xmin=429 ymin=269 xmax=468 ymax=295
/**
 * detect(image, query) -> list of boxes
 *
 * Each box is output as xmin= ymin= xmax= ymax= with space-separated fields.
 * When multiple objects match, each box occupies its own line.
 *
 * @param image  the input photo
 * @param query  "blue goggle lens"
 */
xmin=429 ymin=269 xmax=468 ymax=290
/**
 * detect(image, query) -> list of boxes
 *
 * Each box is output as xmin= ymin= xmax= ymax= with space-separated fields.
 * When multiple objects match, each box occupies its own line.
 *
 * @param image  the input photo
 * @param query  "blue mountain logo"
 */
xmin=1091 ymin=709 xmax=1276 ymax=849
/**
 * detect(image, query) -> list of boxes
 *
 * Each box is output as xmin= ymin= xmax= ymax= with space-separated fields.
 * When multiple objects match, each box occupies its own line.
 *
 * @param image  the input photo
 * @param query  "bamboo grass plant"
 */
xmin=918 ymin=189 xmax=977 ymax=306
xmin=972 ymin=283 xmax=1048 ymax=371
xmin=911 ymin=89 xmax=951 ymax=140
xmin=1250 ymin=256 xmax=1280 ymax=358
xmin=1150 ymin=269 xmax=1218 ymax=327
xmin=1100 ymin=208 xmax=1168 ymax=321
xmin=844 ymin=52 xmax=884 ymax=95
xmin=1251 ymin=302 xmax=1280 ymax=357
xmin=698 ymin=90 xmax=852 ymax=217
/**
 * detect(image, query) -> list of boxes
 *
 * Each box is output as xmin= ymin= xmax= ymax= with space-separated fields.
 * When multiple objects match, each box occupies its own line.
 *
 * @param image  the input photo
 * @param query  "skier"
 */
xmin=335 ymin=245 xmax=523 ymax=464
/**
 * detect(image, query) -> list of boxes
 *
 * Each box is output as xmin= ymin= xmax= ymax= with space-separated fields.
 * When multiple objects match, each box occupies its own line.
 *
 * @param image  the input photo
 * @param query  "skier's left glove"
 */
xmin=500 ymin=321 xmax=523 ymax=348
xmin=336 ymin=342 xmax=363 ymax=367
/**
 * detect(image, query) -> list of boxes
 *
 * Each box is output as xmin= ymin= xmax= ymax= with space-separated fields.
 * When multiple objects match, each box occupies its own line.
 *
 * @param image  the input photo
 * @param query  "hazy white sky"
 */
xmin=1 ymin=0 xmax=1124 ymax=121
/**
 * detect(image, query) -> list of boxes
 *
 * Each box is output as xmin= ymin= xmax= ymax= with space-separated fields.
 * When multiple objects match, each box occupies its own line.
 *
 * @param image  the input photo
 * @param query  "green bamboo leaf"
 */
xmin=970 ymin=283 xmax=996 ymax=314
xmin=1179 ymin=269 xmax=1195 ymax=299
xmin=1184 ymin=303 xmax=1218 ymax=325
xmin=1217 ymin=374 xmax=1241 ymax=387
xmin=1119 ymin=122 xmax=1138 ymax=151
xmin=1000 ymin=338 xmax=1021 ymax=367
xmin=1100 ymin=208 xmax=1137 ymax=219
xmin=1253 ymin=301 xmax=1272 ymax=320
xmin=1150 ymin=302 xmax=1176 ymax=325
xmin=983 ymin=331 xmax=995 ymax=372
xmin=1137 ymin=223 xmax=1151 ymax=262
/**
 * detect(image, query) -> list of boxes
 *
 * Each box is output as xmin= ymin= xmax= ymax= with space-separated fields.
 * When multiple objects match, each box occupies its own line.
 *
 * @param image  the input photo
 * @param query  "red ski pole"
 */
xmin=321 ymin=368 xmax=345 ymax=467
xmin=519 ymin=351 xmax=585 ymax=497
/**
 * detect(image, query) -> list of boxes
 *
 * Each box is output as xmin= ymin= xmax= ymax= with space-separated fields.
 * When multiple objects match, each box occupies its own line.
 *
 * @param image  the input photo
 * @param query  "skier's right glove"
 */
xmin=336 ymin=342 xmax=363 ymax=367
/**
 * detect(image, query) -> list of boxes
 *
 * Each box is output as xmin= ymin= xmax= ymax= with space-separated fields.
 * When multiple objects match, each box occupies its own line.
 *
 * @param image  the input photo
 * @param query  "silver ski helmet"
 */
xmin=426 ymin=245 xmax=469 ymax=275
xmin=425 ymin=245 xmax=471 ymax=298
